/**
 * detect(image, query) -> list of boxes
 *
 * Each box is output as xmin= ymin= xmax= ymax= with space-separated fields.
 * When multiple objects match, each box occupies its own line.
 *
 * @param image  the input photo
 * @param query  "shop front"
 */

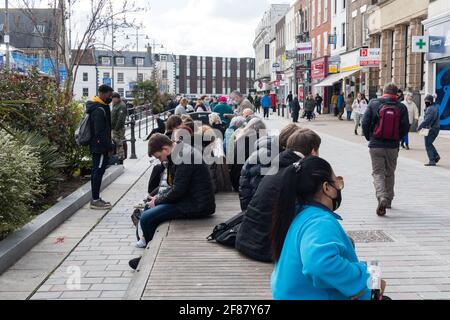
xmin=424 ymin=12 xmax=450 ymax=130
xmin=339 ymin=49 xmax=364 ymax=98
xmin=311 ymin=57 xmax=329 ymax=113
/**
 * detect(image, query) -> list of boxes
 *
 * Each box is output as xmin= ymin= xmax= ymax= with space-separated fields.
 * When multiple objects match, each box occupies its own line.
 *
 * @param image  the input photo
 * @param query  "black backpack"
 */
xmin=207 ymin=212 xmax=245 ymax=247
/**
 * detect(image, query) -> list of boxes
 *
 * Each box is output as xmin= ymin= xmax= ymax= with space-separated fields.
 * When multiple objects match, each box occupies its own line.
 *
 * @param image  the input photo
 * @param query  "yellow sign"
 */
xmin=328 ymin=65 xmax=338 ymax=74
xmin=340 ymin=65 xmax=361 ymax=72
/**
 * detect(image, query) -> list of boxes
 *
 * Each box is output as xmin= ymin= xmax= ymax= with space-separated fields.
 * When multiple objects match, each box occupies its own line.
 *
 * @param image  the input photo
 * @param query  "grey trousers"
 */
xmin=369 ymin=148 xmax=399 ymax=202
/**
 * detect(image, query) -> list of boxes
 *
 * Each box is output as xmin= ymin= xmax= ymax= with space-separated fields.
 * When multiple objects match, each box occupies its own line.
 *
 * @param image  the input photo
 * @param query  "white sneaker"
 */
xmin=136 ymin=239 xmax=147 ymax=248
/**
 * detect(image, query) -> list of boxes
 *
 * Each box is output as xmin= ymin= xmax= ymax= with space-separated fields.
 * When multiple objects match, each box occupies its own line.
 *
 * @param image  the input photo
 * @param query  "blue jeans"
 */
xmin=91 ymin=153 xmax=109 ymax=201
xmin=425 ymin=129 xmax=440 ymax=163
xmin=140 ymin=204 xmax=182 ymax=242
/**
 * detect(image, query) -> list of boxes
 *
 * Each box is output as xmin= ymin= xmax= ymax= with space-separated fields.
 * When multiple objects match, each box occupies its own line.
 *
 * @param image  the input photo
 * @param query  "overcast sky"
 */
xmin=133 ymin=0 xmax=294 ymax=58
xmin=8 ymin=0 xmax=294 ymax=58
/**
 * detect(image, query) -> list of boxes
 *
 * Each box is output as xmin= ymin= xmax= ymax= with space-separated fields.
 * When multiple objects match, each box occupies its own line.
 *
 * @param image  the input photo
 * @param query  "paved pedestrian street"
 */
xmin=2 ymin=114 xmax=450 ymax=300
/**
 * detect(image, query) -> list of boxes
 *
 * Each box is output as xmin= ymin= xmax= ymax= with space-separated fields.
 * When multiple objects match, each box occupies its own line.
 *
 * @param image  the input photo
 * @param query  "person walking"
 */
xmin=352 ymin=92 xmax=368 ymax=135
xmin=304 ymin=93 xmax=316 ymax=121
xmin=418 ymin=95 xmax=441 ymax=167
xmin=345 ymin=94 xmax=354 ymax=121
xmin=292 ymin=96 xmax=301 ymax=123
xmin=337 ymin=93 xmax=345 ymax=120
xmin=254 ymin=94 xmax=262 ymax=114
xmin=86 ymin=85 xmax=115 ymax=210
xmin=401 ymin=93 xmax=420 ymax=150
xmin=315 ymin=93 xmax=323 ymax=115
xmin=286 ymin=91 xmax=294 ymax=114
xmin=247 ymin=93 xmax=254 ymax=105
xmin=111 ymin=92 xmax=127 ymax=165
xmin=261 ymin=92 xmax=272 ymax=119
xmin=331 ymin=92 xmax=339 ymax=116
xmin=362 ymin=83 xmax=410 ymax=216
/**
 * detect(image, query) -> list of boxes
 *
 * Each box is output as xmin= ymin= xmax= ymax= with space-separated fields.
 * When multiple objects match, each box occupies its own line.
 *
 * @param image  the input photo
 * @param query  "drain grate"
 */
xmin=347 ymin=230 xmax=394 ymax=243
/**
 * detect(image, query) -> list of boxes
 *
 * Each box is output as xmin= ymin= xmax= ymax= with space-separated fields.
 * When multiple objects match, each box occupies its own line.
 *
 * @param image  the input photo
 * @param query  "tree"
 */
xmin=17 ymin=0 xmax=150 ymax=104
xmin=133 ymin=80 xmax=163 ymax=114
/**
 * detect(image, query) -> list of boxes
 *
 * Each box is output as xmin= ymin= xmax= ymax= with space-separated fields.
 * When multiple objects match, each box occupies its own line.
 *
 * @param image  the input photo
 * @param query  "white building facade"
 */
xmin=330 ymin=0 xmax=348 ymax=65
xmin=153 ymin=53 xmax=176 ymax=95
xmin=253 ymin=4 xmax=290 ymax=90
xmin=95 ymin=50 xmax=153 ymax=100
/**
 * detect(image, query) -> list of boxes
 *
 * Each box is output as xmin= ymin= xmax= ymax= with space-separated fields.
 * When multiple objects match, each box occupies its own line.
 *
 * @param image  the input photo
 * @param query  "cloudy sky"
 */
xmin=133 ymin=0 xmax=294 ymax=58
xmin=8 ymin=0 xmax=296 ymax=57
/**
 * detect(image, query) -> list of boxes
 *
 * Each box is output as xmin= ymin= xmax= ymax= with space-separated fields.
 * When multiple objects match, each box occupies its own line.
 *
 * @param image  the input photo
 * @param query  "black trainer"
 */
xmin=129 ymin=257 xmax=142 ymax=270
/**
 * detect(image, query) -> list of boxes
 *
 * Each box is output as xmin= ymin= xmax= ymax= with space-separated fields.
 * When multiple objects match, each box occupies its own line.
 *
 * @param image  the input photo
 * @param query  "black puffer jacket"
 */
xmin=238 ymin=136 xmax=279 ymax=211
xmin=155 ymin=142 xmax=216 ymax=218
xmin=86 ymin=98 xmax=115 ymax=154
xmin=235 ymin=150 xmax=302 ymax=263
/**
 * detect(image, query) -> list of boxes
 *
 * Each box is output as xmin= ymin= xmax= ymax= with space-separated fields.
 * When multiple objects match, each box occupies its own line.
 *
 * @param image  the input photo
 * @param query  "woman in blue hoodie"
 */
xmin=271 ymin=157 xmax=384 ymax=300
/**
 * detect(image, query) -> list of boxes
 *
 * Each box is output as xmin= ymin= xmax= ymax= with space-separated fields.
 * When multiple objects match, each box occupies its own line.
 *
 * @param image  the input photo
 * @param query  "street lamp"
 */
xmin=4 ymin=0 xmax=10 ymax=69
xmin=125 ymin=29 xmax=150 ymax=82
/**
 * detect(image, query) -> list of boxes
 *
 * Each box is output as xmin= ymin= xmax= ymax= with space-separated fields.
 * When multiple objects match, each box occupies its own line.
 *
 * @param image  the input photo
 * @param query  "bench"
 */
xmin=124 ymin=193 xmax=273 ymax=300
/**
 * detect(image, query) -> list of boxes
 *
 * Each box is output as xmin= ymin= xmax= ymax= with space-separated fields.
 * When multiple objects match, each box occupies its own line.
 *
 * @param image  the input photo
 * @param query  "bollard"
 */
xmin=129 ymin=115 xmax=137 ymax=160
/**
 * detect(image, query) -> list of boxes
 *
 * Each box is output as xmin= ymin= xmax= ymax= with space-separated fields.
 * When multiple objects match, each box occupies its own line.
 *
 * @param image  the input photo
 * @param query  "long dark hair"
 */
xmin=271 ymin=157 xmax=334 ymax=262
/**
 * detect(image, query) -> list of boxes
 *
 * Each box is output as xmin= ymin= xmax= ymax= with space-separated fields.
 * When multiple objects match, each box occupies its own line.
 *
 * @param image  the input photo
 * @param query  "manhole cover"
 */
xmin=347 ymin=230 xmax=394 ymax=243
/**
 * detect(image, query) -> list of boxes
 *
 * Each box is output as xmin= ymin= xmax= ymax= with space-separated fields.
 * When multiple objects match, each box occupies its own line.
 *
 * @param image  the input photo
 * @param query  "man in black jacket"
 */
xmin=129 ymin=133 xmax=216 ymax=270
xmin=362 ymin=83 xmax=410 ymax=217
xmin=235 ymin=128 xmax=321 ymax=263
xmin=87 ymin=85 xmax=115 ymax=210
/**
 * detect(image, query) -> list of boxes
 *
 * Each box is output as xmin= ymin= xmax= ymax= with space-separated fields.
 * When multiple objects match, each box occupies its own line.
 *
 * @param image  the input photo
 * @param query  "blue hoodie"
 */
xmin=271 ymin=203 xmax=371 ymax=300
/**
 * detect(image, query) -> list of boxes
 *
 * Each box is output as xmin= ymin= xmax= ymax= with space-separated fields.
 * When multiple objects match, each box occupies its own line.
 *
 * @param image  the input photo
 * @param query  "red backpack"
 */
xmin=373 ymin=104 xmax=401 ymax=141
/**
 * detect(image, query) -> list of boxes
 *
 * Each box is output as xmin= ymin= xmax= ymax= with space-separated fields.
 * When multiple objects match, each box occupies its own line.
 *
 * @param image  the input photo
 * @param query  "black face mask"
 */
xmin=328 ymin=185 xmax=343 ymax=211
xmin=105 ymin=98 xmax=113 ymax=105
xmin=425 ymin=101 xmax=432 ymax=107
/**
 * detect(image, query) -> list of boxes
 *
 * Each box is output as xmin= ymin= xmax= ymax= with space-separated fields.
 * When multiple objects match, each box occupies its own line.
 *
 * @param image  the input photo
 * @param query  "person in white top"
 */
xmin=352 ymin=92 xmax=368 ymax=136
xmin=401 ymin=92 xmax=420 ymax=150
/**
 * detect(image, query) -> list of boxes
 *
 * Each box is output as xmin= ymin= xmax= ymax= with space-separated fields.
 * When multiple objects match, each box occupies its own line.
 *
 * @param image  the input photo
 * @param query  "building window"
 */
xmin=135 ymin=58 xmax=144 ymax=66
xmin=312 ymin=38 xmax=316 ymax=59
xmin=83 ymin=72 xmax=88 ymax=82
xmin=115 ymin=57 xmax=125 ymax=65
xmin=33 ymin=24 xmax=45 ymax=34
xmin=101 ymin=57 xmax=111 ymax=66
xmin=324 ymin=31 xmax=328 ymax=53
xmin=118 ymin=88 xmax=125 ymax=97
xmin=343 ymin=0 xmax=346 ymax=9
xmin=333 ymin=27 xmax=337 ymax=50
xmin=82 ymin=88 xmax=89 ymax=97
xmin=103 ymin=72 xmax=110 ymax=79
xmin=334 ymin=0 xmax=337 ymax=14
xmin=138 ymin=73 xmax=144 ymax=82
xmin=317 ymin=34 xmax=321 ymax=56
xmin=117 ymin=73 xmax=124 ymax=83
xmin=160 ymin=55 xmax=167 ymax=61
xmin=312 ymin=0 xmax=315 ymax=30
xmin=324 ymin=0 xmax=328 ymax=22
xmin=342 ymin=23 xmax=346 ymax=47
xmin=353 ymin=18 xmax=357 ymax=48
xmin=162 ymin=70 xmax=168 ymax=80
xmin=317 ymin=0 xmax=321 ymax=27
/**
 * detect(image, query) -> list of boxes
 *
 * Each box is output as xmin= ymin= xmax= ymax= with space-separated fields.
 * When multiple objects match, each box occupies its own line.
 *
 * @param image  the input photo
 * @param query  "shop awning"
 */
xmin=314 ymin=69 xmax=361 ymax=87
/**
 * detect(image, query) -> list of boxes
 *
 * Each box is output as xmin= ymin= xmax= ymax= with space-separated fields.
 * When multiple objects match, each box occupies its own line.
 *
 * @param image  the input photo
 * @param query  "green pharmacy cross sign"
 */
xmin=412 ymin=36 xmax=429 ymax=53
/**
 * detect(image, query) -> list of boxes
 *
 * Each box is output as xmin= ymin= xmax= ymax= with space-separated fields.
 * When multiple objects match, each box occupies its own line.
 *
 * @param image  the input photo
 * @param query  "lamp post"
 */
xmin=125 ymin=29 xmax=149 ymax=82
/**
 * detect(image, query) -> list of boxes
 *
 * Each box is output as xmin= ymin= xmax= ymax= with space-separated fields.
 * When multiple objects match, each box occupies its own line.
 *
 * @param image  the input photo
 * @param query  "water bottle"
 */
xmin=367 ymin=260 xmax=382 ymax=300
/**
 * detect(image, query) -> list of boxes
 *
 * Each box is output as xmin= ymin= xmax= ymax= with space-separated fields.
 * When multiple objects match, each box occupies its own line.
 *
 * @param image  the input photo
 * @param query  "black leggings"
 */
xmin=263 ymin=108 xmax=270 ymax=118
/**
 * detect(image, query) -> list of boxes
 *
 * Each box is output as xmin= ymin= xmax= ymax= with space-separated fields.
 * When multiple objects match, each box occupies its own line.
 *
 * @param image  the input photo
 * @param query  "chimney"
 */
xmin=147 ymin=45 xmax=152 ymax=56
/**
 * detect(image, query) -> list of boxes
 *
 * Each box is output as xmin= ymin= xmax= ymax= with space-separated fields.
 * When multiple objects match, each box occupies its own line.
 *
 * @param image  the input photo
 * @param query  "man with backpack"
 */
xmin=87 ymin=85 xmax=115 ymax=210
xmin=362 ymin=83 xmax=410 ymax=217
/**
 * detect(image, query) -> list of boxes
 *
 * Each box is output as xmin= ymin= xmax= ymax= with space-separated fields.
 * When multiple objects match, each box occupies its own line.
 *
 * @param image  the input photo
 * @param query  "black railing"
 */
xmin=124 ymin=105 xmax=174 ymax=159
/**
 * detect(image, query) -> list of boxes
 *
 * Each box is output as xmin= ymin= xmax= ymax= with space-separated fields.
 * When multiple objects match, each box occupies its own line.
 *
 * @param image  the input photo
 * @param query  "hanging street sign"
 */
xmin=297 ymin=42 xmax=313 ymax=54
xmin=359 ymin=48 xmax=381 ymax=67
xmin=412 ymin=36 xmax=429 ymax=53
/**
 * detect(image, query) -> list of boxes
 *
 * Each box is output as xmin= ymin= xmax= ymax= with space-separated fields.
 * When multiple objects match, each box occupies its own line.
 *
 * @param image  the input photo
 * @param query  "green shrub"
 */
xmin=0 ymin=130 xmax=44 ymax=238
xmin=11 ymin=129 xmax=67 ymax=196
